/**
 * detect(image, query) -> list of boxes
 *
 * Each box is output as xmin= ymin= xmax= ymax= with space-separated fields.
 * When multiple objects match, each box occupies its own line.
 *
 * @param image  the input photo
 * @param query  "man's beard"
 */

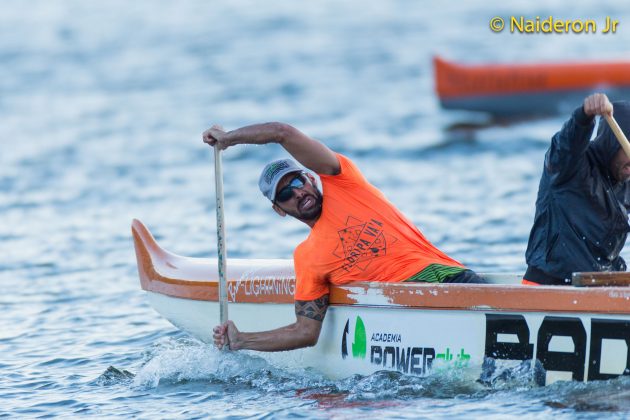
xmin=286 ymin=190 xmax=323 ymax=222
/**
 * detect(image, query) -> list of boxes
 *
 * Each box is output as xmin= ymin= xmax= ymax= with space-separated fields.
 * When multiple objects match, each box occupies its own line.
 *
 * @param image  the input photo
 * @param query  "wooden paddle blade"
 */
xmin=572 ymin=271 xmax=630 ymax=287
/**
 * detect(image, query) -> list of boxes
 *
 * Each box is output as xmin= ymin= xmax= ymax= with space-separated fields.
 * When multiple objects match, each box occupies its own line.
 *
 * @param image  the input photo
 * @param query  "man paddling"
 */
xmin=524 ymin=93 xmax=630 ymax=285
xmin=203 ymin=123 xmax=486 ymax=352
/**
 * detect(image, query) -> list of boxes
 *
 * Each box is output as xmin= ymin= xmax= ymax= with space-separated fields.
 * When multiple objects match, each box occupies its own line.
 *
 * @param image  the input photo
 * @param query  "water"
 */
xmin=2 ymin=0 xmax=630 ymax=418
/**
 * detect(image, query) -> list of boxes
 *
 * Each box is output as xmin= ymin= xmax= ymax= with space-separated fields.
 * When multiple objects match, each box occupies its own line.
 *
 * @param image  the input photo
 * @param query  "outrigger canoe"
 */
xmin=132 ymin=219 xmax=630 ymax=385
xmin=434 ymin=56 xmax=630 ymax=116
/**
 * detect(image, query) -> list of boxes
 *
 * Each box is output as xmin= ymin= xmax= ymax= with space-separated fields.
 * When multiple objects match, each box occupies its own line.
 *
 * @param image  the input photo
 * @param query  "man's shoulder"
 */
xmin=320 ymin=153 xmax=369 ymax=188
xmin=294 ymin=237 xmax=314 ymax=258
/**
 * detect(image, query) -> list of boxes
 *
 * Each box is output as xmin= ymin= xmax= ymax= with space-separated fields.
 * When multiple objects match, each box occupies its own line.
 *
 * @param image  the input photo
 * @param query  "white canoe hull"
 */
xmin=147 ymin=290 xmax=630 ymax=384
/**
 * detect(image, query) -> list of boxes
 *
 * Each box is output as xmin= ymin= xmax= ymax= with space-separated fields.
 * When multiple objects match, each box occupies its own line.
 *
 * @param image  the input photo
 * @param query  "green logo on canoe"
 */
xmin=342 ymin=316 xmax=367 ymax=360
xmin=352 ymin=316 xmax=366 ymax=359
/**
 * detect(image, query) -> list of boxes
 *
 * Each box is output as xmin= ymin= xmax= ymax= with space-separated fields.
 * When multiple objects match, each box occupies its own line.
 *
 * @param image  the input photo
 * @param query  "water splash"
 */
xmin=130 ymin=337 xmax=534 ymax=401
xmin=93 ymin=366 xmax=135 ymax=387
xmin=479 ymin=358 xmax=546 ymax=390
xmin=131 ymin=337 xmax=330 ymax=392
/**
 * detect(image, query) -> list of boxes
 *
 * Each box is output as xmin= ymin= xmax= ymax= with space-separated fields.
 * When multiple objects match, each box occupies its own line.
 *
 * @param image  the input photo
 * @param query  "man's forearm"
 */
xmin=228 ymin=297 xmax=328 ymax=352
xmin=222 ymin=123 xmax=340 ymax=175
xmin=546 ymin=106 xmax=595 ymax=177
xmin=230 ymin=321 xmax=321 ymax=352
xmin=224 ymin=122 xmax=288 ymax=147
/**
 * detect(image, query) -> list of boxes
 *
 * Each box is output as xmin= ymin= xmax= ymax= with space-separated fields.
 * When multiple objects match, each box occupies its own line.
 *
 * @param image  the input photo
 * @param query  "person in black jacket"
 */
xmin=524 ymin=93 xmax=630 ymax=285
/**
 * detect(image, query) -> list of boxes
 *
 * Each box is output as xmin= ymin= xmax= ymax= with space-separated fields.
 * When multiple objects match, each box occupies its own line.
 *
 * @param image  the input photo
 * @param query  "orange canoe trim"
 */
xmin=133 ymin=219 xmax=630 ymax=314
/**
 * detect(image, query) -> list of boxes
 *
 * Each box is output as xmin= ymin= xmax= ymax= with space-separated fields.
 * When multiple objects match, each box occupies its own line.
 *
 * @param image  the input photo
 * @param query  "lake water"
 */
xmin=2 ymin=0 xmax=630 ymax=418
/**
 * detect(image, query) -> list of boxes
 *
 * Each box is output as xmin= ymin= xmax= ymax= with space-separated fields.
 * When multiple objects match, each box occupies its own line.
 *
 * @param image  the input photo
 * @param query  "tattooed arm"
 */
xmin=213 ymin=295 xmax=329 ymax=352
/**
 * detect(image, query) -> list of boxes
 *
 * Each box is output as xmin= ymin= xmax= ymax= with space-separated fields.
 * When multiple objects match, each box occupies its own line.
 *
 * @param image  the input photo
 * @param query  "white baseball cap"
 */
xmin=258 ymin=158 xmax=303 ymax=201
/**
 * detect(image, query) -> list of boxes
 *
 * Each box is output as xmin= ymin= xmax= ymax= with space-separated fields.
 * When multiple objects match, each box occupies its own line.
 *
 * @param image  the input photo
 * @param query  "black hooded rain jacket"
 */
xmin=524 ymin=102 xmax=630 ymax=285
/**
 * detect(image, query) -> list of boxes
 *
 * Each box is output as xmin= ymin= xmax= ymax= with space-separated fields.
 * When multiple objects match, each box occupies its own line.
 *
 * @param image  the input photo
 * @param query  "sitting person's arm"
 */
xmin=213 ymin=295 xmax=329 ymax=352
xmin=546 ymin=93 xmax=612 ymax=184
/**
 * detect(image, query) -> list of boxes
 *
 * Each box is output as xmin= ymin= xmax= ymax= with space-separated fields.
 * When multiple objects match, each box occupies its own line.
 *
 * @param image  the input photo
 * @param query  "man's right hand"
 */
xmin=202 ymin=125 xmax=231 ymax=150
xmin=584 ymin=93 xmax=613 ymax=117
xmin=213 ymin=320 xmax=240 ymax=350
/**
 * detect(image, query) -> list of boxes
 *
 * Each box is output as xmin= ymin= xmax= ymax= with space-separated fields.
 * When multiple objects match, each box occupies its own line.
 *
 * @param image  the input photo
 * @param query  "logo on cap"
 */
xmin=264 ymin=161 xmax=291 ymax=184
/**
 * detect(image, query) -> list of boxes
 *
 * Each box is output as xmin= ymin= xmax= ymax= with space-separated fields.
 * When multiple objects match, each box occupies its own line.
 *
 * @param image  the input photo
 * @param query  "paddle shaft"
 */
xmin=214 ymin=146 xmax=229 ymax=327
xmin=604 ymin=114 xmax=630 ymax=159
xmin=572 ymin=271 xmax=630 ymax=287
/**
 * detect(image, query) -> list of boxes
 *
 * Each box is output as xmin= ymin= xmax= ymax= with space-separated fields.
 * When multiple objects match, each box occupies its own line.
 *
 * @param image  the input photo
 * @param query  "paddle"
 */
xmin=604 ymin=113 xmax=630 ymax=159
xmin=572 ymin=271 xmax=630 ymax=287
xmin=214 ymin=145 xmax=229 ymax=334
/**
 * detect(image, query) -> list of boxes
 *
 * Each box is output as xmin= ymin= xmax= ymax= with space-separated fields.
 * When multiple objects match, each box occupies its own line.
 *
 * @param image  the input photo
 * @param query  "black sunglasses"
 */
xmin=275 ymin=173 xmax=307 ymax=203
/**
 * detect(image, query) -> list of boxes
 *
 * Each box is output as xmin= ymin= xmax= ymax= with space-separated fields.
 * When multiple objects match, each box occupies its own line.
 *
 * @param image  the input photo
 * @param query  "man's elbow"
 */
xmin=297 ymin=325 xmax=322 ymax=348
xmin=302 ymin=334 xmax=319 ymax=348
xmin=268 ymin=122 xmax=295 ymax=144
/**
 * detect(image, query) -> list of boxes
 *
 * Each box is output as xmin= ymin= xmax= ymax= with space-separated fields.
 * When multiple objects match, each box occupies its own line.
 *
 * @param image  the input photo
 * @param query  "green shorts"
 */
xmin=404 ymin=264 xmax=466 ymax=283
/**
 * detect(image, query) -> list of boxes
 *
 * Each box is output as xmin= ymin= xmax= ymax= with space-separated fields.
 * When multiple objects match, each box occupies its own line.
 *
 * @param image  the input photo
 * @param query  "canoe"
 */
xmin=132 ymin=219 xmax=630 ymax=385
xmin=434 ymin=56 xmax=630 ymax=116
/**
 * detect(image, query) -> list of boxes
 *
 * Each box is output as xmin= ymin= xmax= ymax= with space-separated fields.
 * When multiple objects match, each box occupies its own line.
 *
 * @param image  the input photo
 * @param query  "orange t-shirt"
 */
xmin=293 ymin=154 xmax=464 ymax=301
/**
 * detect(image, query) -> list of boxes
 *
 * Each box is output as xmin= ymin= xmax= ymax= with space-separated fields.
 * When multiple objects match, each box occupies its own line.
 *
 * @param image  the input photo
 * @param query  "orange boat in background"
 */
xmin=434 ymin=56 xmax=630 ymax=116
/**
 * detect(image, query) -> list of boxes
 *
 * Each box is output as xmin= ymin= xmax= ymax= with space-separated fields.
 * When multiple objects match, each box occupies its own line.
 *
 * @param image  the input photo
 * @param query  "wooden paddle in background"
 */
xmin=605 ymin=113 xmax=630 ymax=159
xmin=214 ymin=145 xmax=229 ymax=333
